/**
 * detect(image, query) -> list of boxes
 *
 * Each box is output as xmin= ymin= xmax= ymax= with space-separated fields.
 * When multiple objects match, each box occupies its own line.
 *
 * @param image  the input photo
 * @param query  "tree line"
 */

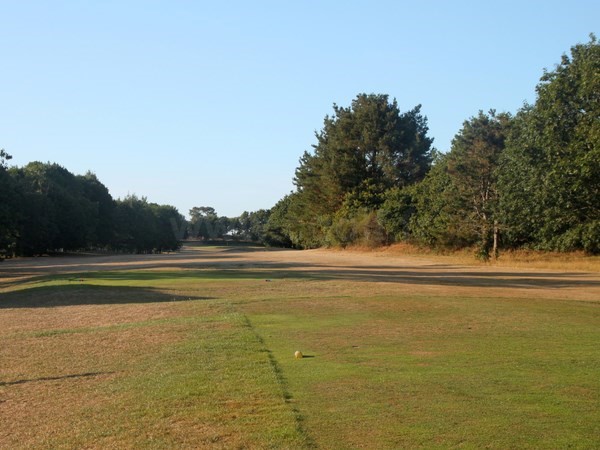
xmin=246 ymin=35 xmax=599 ymax=257
xmin=2 ymin=36 xmax=597 ymax=258
xmin=0 ymin=155 xmax=290 ymax=257
xmin=0 ymin=158 xmax=185 ymax=257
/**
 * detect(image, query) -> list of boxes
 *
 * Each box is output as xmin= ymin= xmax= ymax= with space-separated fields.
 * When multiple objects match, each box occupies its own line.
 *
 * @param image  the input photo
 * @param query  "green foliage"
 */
xmin=78 ymin=172 xmax=115 ymax=246
xmin=326 ymin=202 xmax=363 ymax=248
xmin=1 ymin=158 xmax=183 ymax=257
xmin=446 ymin=110 xmax=511 ymax=258
xmin=9 ymin=162 xmax=98 ymax=255
xmin=113 ymin=195 xmax=183 ymax=253
xmin=405 ymin=110 xmax=511 ymax=257
xmin=326 ymin=194 xmax=387 ymax=248
xmin=407 ymin=155 xmax=460 ymax=247
xmin=0 ymin=150 xmax=18 ymax=257
xmin=236 ymin=209 xmax=271 ymax=242
xmin=288 ymin=93 xmax=434 ymax=248
xmin=189 ymin=206 xmax=230 ymax=240
xmin=498 ymin=35 xmax=600 ymax=253
xmin=377 ymin=186 xmax=416 ymax=242
xmin=0 ymin=148 xmax=12 ymax=169
xmin=149 ymin=204 xmax=185 ymax=252
xmin=263 ymin=195 xmax=294 ymax=247
xmin=284 ymin=190 xmax=332 ymax=249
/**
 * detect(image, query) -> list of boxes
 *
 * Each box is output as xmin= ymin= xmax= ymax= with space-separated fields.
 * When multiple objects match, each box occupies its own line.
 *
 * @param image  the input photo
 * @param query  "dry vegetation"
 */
xmin=1 ymin=245 xmax=599 ymax=448
xmin=354 ymin=242 xmax=600 ymax=272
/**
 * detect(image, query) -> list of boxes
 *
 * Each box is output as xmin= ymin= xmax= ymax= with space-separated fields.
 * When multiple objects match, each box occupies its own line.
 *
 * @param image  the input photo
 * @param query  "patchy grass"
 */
xmin=0 ymin=284 xmax=309 ymax=448
xmin=1 ymin=246 xmax=599 ymax=448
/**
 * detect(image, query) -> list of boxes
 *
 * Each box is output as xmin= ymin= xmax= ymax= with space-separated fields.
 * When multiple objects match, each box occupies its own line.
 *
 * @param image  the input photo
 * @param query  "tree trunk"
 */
xmin=492 ymin=220 xmax=499 ymax=259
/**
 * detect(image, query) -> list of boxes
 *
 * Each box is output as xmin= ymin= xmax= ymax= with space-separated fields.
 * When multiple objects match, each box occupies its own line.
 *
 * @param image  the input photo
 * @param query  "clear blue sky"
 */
xmin=1 ymin=1 xmax=598 ymax=217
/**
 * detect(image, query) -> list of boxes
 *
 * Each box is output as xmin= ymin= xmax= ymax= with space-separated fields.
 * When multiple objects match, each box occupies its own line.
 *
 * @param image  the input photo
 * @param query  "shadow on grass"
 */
xmin=54 ymin=264 xmax=599 ymax=291
xmin=0 ymin=284 xmax=213 ymax=309
xmin=3 ymin=263 xmax=599 ymax=291
xmin=0 ymin=371 xmax=114 ymax=386
xmin=1 ymin=243 xmax=599 ymax=291
xmin=304 ymin=266 xmax=600 ymax=289
xmin=0 ymin=245 xmax=292 ymax=288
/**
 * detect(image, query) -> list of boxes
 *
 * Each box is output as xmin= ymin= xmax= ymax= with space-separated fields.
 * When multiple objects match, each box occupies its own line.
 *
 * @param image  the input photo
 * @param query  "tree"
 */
xmin=0 ymin=150 xmax=18 ymax=257
xmin=1 ymin=154 xmax=184 ymax=256
xmin=377 ymin=186 xmax=416 ymax=243
xmin=407 ymin=154 xmax=458 ymax=248
xmin=445 ymin=110 xmax=511 ymax=258
xmin=78 ymin=172 xmax=115 ymax=247
xmin=236 ymin=209 xmax=271 ymax=242
xmin=189 ymin=206 xmax=221 ymax=240
xmin=0 ymin=149 xmax=11 ymax=169
xmin=289 ymin=93 xmax=434 ymax=247
xmin=263 ymin=195 xmax=294 ymax=247
xmin=9 ymin=162 xmax=98 ymax=254
xmin=498 ymin=34 xmax=600 ymax=253
xmin=405 ymin=111 xmax=511 ymax=258
xmin=149 ymin=204 xmax=185 ymax=252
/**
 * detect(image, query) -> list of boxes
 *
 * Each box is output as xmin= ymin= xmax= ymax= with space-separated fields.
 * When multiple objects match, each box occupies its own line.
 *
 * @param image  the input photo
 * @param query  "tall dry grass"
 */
xmin=349 ymin=242 xmax=600 ymax=272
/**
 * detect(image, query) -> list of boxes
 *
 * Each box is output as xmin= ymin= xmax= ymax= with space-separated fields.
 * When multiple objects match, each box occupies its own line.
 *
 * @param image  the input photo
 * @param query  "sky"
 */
xmin=1 ymin=1 xmax=598 ymax=218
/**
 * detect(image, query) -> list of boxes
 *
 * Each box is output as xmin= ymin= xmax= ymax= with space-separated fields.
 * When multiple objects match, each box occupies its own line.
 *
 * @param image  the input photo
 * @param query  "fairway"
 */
xmin=1 ymin=246 xmax=599 ymax=449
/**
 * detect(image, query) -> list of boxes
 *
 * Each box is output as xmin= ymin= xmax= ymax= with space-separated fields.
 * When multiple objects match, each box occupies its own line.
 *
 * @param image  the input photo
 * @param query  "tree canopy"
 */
xmin=0 ymin=160 xmax=183 ymax=257
xmin=288 ymin=93 xmax=434 ymax=247
xmin=498 ymin=34 xmax=599 ymax=253
xmin=263 ymin=36 xmax=599 ymax=255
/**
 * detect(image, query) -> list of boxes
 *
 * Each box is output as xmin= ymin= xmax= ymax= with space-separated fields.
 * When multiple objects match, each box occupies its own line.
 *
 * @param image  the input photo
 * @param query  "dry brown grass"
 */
xmin=0 ymin=291 xmax=199 ymax=449
xmin=1 ymin=245 xmax=599 ymax=448
xmin=351 ymin=242 xmax=600 ymax=272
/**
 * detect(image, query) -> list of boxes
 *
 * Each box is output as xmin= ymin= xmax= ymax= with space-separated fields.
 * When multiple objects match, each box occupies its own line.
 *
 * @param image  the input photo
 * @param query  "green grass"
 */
xmin=247 ymin=294 xmax=600 ymax=448
xmin=73 ymin=309 xmax=311 ymax=449
xmin=1 ymin=257 xmax=599 ymax=448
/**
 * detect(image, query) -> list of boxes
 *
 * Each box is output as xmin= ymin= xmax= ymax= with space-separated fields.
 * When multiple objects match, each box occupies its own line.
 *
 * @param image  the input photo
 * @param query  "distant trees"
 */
xmin=181 ymin=204 xmax=295 ymax=248
xmin=0 ymin=160 xmax=183 ymax=257
xmin=79 ymin=171 xmax=115 ymax=247
xmin=113 ymin=195 xmax=184 ymax=253
xmin=9 ymin=162 xmax=100 ymax=255
xmin=263 ymin=195 xmax=294 ymax=248
xmin=189 ymin=206 xmax=219 ymax=240
xmin=188 ymin=206 xmax=235 ymax=240
xmin=236 ymin=209 xmax=270 ymax=242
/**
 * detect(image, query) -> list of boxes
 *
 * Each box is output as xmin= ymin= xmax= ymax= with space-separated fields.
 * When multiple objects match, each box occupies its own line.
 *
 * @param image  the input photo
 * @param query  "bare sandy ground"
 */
xmin=1 ymin=245 xmax=599 ymax=301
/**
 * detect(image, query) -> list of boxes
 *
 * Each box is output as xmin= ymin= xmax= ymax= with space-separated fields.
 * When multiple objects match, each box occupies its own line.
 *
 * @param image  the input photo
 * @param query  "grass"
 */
xmin=246 ymin=294 xmax=599 ymax=448
xmin=1 ymin=247 xmax=599 ymax=448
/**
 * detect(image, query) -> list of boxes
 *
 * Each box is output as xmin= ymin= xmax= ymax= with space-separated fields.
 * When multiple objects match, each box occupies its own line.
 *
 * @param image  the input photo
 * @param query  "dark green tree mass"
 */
xmin=0 ymin=158 xmax=183 ymax=257
xmin=0 ymin=150 xmax=18 ymax=257
xmin=288 ymin=93 xmax=434 ymax=247
xmin=498 ymin=34 xmax=599 ymax=253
